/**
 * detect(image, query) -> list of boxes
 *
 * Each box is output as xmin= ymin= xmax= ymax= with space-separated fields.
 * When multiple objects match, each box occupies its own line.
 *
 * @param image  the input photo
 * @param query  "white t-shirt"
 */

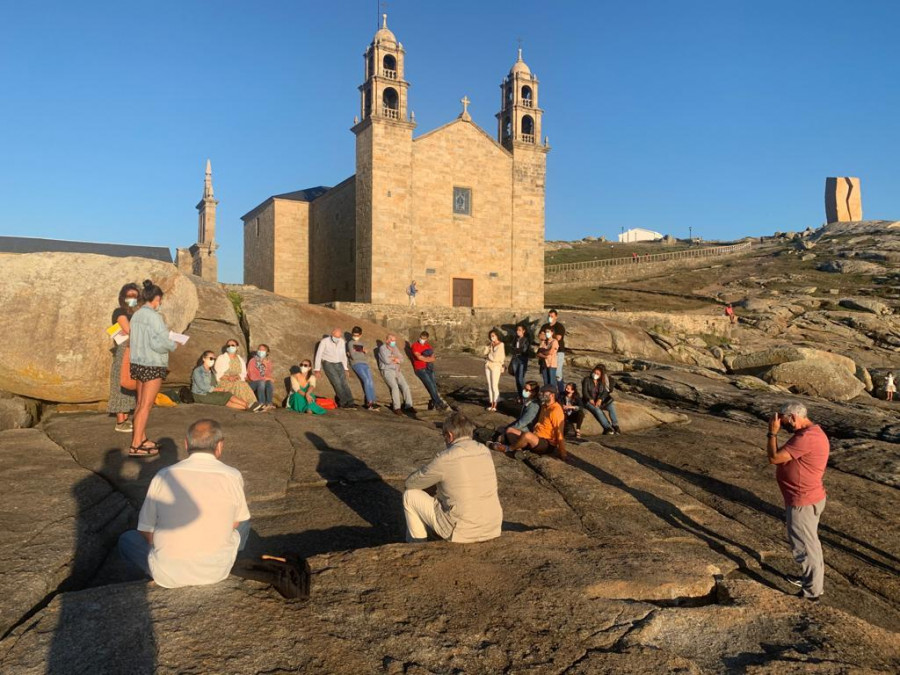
xmin=138 ymin=453 xmax=251 ymax=588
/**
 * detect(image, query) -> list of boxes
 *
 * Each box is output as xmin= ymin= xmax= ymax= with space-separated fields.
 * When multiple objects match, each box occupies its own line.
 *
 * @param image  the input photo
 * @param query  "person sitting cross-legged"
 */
xmin=403 ymin=411 xmax=503 ymax=544
xmin=499 ymin=380 xmax=541 ymax=444
xmin=117 ymin=419 xmax=251 ymax=587
xmin=490 ymin=385 xmax=567 ymax=461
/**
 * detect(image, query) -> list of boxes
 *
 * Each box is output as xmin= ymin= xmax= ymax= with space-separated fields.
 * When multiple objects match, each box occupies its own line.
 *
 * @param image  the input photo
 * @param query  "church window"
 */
xmin=255 ymin=218 xmax=260 ymax=237
xmin=364 ymin=88 xmax=372 ymax=117
xmin=503 ymin=116 xmax=511 ymax=139
xmin=383 ymin=54 xmax=397 ymax=79
xmin=453 ymin=187 xmax=471 ymax=216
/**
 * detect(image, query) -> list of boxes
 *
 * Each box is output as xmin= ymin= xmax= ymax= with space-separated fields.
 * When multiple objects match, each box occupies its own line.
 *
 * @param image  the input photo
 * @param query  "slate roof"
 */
xmin=240 ymin=185 xmax=335 ymax=222
xmin=0 ymin=236 xmax=173 ymax=263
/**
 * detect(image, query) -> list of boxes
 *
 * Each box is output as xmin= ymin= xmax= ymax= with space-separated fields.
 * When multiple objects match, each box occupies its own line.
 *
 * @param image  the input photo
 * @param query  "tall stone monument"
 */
xmin=825 ymin=177 xmax=862 ymax=223
xmin=177 ymin=160 xmax=219 ymax=281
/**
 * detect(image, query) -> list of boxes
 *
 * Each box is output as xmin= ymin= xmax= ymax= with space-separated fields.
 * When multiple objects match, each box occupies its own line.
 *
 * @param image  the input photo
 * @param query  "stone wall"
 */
xmin=272 ymin=200 xmax=309 ymax=301
xmin=409 ymin=120 xmax=515 ymax=308
xmin=510 ymin=143 xmax=548 ymax=308
xmin=310 ymin=176 xmax=356 ymax=303
xmin=243 ymin=202 xmax=277 ymax=295
xmin=546 ymin=243 xmax=751 ymax=285
xmin=329 ymin=302 xmax=544 ymax=350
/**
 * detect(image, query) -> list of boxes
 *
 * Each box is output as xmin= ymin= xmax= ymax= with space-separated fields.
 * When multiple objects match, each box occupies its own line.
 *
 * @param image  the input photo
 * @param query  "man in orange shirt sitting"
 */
xmin=490 ymin=385 xmax=567 ymax=461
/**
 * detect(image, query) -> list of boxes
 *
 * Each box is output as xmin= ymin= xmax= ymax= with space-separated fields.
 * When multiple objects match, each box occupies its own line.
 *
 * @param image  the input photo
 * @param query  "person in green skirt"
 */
xmin=288 ymin=359 xmax=327 ymax=415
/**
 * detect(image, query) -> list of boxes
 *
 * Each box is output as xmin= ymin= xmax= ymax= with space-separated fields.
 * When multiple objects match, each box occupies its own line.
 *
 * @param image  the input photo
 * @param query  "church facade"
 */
xmin=241 ymin=16 xmax=549 ymax=308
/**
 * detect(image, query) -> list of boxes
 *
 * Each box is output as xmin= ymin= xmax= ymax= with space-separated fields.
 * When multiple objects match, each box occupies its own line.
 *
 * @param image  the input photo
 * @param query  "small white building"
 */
xmin=618 ymin=227 xmax=663 ymax=243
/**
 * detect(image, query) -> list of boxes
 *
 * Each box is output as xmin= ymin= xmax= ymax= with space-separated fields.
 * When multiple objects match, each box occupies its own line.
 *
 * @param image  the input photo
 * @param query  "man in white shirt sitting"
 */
xmin=118 ymin=419 xmax=251 ymax=587
xmin=403 ymin=412 xmax=503 ymax=544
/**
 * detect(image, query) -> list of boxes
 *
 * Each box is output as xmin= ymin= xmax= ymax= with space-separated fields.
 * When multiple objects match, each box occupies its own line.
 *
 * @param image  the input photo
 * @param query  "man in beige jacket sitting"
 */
xmin=403 ymin=412 xmax=503 ymax=543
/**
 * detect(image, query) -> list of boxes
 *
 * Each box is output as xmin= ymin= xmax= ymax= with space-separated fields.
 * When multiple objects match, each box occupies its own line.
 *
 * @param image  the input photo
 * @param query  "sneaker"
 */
xmin=367 ymin=403 xmax=381 ymax=411
xmin=786 ymin=576 xmax=804 ymax=588
xmin=250 ymin=403 xmax=264 ymax=413
xmin=427 ymin=400 xmax=435 ymax=411
xmin=797 ymin=591 xmax=821 ymax=602
xmin=114 ymin=421 xmax=132 ymax=433
xmin=393 ymin=409 xmax=404 ymax=416
xmin=404 ymin=407 xmax=418 ymax=415
xmin=612 ymin=426 xmax=622 ymax=435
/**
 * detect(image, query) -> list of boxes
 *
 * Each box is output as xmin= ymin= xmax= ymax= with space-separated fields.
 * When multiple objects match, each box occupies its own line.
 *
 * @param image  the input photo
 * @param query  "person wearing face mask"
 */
xmin=581 ymin=364 xmax=620 ymax=435
xmin=766 ymin=402 xmax=830 ymax=602
xmin=376 ymin=333 xmax=416 ymax=415
xmin=402 ymin=412 xmax=502 ymax=544
xmin=497 ymin=380 xmax=540 ymax=445
xmin=484 ymin=328 xmax=506 ymax=412
xmin=128 ymin=279 xmax=179 ymax=457
xmin=192 ymin=351 xmax=257 ymax=410
xmin=490 ymin=385 xmax=566 ymax=461
xmin=213 ymin=340 xmax=259 ymax=408
xmin=347 ymin=327 xmax=380 ymax=411
xmin=562 ymin=382 xmax=585 ymax=440
xmin=510 ymin=324 xmax=532 ymax=399
xmin=108 ymin=282 xmax=140 ymax=433
xmin=313 ymin=328 xmax=357 ymax=409
xmin=539 ymin=309 xmax=566 ymax=397
xmin=536 ymin=327 xmax=559 ymax=387
xmin=247 ymin=344 xmax=275 ymax=410
xmin=411 ymin=331 xmax=447 ymax=411
xmin=288 ymin=361 xmax=327 ymax=414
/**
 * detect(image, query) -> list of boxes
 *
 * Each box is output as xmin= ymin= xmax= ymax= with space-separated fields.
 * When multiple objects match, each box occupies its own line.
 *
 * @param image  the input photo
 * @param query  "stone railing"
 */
xmin=546 ymin=241 xmax=752 ymax=274
xmin=382 ymin=108 xmax=399 ymax=120
xmin=520 ymin=133 xmax=535 ymax=143
xmin=382 ymin=68 xmax=397 ymax=79
xmin=522 ymin=99 xmax=533 ymax=107
xmin=545 ymin=241 xmax=753 ymax=284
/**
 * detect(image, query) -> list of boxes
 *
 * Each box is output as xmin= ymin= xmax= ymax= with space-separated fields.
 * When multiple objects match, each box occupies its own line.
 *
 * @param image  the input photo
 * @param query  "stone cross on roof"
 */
xmin=460 ymin=95 xmax=471 ymax=121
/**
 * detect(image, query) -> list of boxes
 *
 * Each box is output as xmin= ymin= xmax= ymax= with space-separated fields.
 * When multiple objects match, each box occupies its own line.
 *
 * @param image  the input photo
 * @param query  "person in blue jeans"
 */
xmin=510 ymin=323 xmax=531 ymax=397
xmin=581 ymin=364 xmax=621 ymax=435
xmin=347 ymin=326 xmax=380 ymax=411
xmin=411 ymin=331 xmax=447 ymax=411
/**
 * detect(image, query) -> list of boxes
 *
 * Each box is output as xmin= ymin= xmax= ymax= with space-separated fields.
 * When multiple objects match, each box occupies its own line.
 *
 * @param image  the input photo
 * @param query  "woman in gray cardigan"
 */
xmin=128 ymin=280 xmax=178 ymax=457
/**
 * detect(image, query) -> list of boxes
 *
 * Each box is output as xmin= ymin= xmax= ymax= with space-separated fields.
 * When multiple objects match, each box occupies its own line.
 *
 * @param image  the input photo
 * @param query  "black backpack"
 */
xmin=231 ymin=554 xmax=311 ymax=600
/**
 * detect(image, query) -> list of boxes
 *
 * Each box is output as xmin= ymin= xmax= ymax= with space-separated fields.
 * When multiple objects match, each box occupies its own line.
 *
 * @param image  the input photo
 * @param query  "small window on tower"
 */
xmin=453 ymin=187 xmax=471 ymax=216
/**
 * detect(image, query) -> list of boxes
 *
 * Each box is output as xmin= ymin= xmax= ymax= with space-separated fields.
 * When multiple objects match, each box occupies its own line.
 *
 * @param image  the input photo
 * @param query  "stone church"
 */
xmin=241 ymin=16 xmax=549 ymax=308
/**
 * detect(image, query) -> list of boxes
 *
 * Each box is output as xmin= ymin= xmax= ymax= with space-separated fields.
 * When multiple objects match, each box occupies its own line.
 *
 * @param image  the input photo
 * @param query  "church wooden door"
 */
xmin=452 ymin=278 xmax=473 ymax=307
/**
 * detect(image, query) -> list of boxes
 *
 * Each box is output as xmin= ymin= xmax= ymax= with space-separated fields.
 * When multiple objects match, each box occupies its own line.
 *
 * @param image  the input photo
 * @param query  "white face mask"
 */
xmin=545 ymin=331 xmax=552 ymax=339
xmin=521 ymin=389 xmax=530 ymax=398
xmin=419 ymin=338 xmax=426 ymax=345
xmin=205 ymin=358 xmax=215 ymax=366
xmin=126 ymin=298 xmax=138 ymax=308
xmin=331 ymin=336 xmax=340 ymax=344
xmin=257 ymin=351 xmax=267 ymax=359
xmin=592 ymin=373 xmax=600 ymax=380
xmin=300 ymin=366 xmax=310 ymax=373
xmin=226 ymin=346 xmax=238 ymax=354
xmin=389 ymin=340 xmax=396 ymax=347
xmin=352 ymin=335 xmax=360 ymax=341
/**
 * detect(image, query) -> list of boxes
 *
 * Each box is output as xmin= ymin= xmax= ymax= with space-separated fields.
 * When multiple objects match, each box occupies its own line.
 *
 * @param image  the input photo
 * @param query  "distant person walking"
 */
xmin=484 ymin=328 xmax=506 ymax=412
xmin=886 ymin=372 xmax=895 ymax=402
xmin=510 ymin=323 xmax=531 ymax=397
xmin=108 ymin=282 xmax=139 ymax=433
xmin=724 ymin=303 xmax=737 ymax=325
xmin=377 ymin=334 xmax=416 ymax=415
xmin=765 ymin=402 xmax=829 ymax=601
xmin=407 ymin=280 xmax=418 ymax=307
xmin=347 ymin=326 xmax=380 ymax=410
xmin=314 ymin=328 xmax=357 ymax=409
xmin=128 ymin=280 xmax=178 ymax=458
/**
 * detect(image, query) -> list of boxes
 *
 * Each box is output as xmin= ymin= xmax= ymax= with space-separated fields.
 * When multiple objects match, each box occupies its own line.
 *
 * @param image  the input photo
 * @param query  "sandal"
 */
xmin=128 ymin=444 xmax=159 ymax=458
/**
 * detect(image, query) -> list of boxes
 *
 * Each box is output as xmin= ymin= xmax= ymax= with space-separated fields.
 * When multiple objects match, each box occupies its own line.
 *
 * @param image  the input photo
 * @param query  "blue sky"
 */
xmin=1 ymin=0 xmax=898 ymax=283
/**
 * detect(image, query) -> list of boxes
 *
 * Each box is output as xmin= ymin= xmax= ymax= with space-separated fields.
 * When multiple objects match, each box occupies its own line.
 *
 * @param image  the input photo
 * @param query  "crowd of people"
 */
xmin=109 ymin=280 xmax=831 ymax=605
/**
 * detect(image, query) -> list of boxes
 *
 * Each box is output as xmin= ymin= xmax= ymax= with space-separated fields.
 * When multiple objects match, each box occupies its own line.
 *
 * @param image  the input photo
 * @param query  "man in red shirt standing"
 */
xmin=410 ymin=331 xmax=447 ymax=411
xmin=766 ymin=401 xmax=829 ymax=601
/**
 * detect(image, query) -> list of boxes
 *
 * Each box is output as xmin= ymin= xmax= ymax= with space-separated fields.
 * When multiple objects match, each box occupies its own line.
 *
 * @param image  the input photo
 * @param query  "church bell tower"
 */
xmin=352 ymin=14 xmax=416 ymax=303
xmin=497 ymin=48 xmax=544 ymax=149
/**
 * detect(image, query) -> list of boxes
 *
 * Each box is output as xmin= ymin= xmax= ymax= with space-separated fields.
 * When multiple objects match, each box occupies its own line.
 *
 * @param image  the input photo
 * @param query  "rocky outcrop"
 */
xmin=818 ymin=258 xmax=885 ymax=275
xmin=0 ymin=428 xmax=132 ymax=637
xmin=0 ymin=392 xmax=40 ymax=431
xmin=840 ymin=297 xmax=893 ymax=315
xmin=0 ymin=253 xmax=196 ymax=403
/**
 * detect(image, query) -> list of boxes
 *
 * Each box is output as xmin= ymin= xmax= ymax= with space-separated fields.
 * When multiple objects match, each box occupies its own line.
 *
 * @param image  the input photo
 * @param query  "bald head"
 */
xmin=186 ymin=419 xmax=224 ymax=454
xmin=331 ymin=328 xmax=342 ymax=339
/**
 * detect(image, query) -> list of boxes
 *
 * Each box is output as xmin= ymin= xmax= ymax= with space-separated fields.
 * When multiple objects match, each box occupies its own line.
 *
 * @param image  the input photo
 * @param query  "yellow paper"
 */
xmin=106 ymin=324 xmax=121 ymax=336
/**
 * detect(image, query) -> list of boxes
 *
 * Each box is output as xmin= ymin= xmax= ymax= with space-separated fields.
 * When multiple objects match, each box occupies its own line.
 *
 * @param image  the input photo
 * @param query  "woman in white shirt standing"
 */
xmin=484 ymin=328 xmax=506 ymax=412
